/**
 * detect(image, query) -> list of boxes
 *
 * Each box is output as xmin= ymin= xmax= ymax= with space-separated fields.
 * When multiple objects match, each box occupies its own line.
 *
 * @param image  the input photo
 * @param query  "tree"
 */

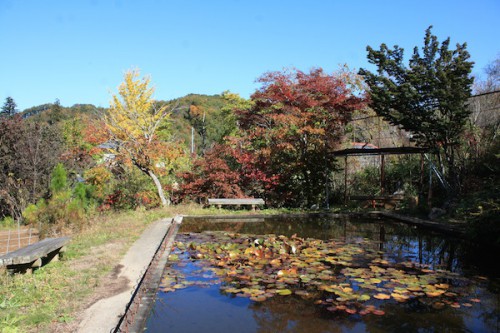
xmin=102 ymin=69 xmax=173 ymax=206
xmin=0 ymin=115 xmax=63 ymax=221
xmin=48 ymin=99 xmax=64 ymax=124
xmin=179 ymin=144 xmax=244 ymax=203
xmin=237 ymin=68 xmax=367 ymax=207
xmin=50 ymin=163 xmax=68 ymax=193
xmin=359 ymin=26 xmax=474 ymax=188
xmin=474 ymin=54 xmax=500 ymax=94
xmin=1 ymin=96 xmax=18 ymax=117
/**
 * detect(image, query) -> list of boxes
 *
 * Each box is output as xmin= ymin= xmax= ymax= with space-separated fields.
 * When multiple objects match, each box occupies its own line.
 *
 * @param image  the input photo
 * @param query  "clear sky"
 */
xmin=1 ymin=0 xmax=499 ymax=111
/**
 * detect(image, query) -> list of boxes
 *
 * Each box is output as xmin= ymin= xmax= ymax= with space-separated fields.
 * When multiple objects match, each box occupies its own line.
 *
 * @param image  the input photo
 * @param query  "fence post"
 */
xmin=6 ymin=229 xmax=11 ymax=254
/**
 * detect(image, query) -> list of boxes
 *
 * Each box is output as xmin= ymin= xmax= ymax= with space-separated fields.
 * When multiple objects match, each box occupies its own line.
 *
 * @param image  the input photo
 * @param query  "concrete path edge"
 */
xmin=78 ymin=216 xmax=181 ymax=333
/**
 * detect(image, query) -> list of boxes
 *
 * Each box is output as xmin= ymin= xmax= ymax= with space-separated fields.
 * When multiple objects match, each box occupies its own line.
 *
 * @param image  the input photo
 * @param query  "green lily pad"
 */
xmin=276 ymin=289 xmax=292 ymax=296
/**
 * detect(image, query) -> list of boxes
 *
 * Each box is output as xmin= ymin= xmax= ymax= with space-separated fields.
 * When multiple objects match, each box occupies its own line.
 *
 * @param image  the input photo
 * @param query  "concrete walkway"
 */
xmin=78 ymin=217 xmax=173 ymax=333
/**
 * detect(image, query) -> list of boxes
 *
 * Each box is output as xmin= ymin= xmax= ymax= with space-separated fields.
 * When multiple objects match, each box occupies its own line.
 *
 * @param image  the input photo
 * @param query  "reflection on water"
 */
xmin=145 ymin=215 xmax=500 ymax=333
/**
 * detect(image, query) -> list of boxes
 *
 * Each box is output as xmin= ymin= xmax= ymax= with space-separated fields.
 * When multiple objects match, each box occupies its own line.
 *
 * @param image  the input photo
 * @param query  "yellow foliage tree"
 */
xmin=104 ymin=69 xmax=172 ymax=206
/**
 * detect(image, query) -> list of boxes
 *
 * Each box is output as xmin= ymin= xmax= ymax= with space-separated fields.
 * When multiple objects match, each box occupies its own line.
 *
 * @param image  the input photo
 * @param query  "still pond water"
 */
xmin=145 ymin=215 xmax=499 ymax=333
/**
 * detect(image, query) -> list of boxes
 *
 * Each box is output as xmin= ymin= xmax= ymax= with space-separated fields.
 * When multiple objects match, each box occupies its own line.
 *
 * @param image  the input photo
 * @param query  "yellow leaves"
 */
xmin=107 ymin=69 xmax=171 ymax=146
xmin=104 ymin=69 xmax=174 ymax=170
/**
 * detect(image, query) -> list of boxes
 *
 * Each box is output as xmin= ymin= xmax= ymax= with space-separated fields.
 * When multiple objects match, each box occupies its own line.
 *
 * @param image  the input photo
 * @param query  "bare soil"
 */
xmin=40 ymin=240 xmax=132 ymax=333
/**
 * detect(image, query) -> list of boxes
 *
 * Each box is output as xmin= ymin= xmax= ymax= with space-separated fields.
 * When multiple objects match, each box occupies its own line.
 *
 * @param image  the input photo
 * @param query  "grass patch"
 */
xmin=0 ymin=208 xmax=169 ymax=333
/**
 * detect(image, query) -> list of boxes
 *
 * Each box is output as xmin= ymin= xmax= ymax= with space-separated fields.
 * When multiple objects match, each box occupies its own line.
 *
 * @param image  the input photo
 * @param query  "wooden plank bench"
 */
xmin=208 ymin=198 xmax=265 ymax=211
xmin=349 ymin=195 xmax=404 ymax=209
xmin=0 ymin=236 xmax=70 ymax=273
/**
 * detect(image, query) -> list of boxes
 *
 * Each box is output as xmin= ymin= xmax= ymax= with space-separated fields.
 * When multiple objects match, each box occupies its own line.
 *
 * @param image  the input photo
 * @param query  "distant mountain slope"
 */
xmin=19 ymin=93 xmax=239 ymax=154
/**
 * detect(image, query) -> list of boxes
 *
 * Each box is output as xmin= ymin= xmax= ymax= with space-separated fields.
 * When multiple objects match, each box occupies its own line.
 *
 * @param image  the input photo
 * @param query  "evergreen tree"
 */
xmin=359 ymin=26 xmax=474 ymax=188
xmin=1 ymin=96 xmax=18 ymax=117
xmin=50 ymin=163 xmax=68 ymax=193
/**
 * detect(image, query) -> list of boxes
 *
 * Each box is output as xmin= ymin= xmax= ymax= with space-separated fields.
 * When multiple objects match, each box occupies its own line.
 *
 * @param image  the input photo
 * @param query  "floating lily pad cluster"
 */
xmin=160 ymin=231 xmax=483 ymax=316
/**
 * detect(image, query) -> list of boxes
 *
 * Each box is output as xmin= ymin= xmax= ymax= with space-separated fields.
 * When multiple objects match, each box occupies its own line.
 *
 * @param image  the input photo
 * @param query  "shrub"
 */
xmin=0 ymin=216 xmax=15 ymax=228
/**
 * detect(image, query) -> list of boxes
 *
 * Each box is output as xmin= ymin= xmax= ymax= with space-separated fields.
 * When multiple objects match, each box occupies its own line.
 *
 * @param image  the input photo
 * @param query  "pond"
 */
xmin=144 ymin=215 xmax=499 ymax=333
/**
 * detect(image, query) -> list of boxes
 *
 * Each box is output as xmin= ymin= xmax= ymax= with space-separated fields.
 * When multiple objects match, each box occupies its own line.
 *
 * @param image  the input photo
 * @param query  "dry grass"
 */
xmin=0 ymin=208 xmax=169 ymax=333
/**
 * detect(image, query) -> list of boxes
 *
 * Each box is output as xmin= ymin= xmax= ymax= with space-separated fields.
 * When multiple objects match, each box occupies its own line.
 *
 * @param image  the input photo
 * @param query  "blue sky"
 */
xmin=1 ymin=0 xmax=499 ymax=110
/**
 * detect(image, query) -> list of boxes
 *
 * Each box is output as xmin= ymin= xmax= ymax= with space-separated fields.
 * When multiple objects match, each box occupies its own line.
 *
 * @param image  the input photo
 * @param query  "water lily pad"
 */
xmin=407 ymin=286 xmax=423 ymax=292
xmin=276 ymin=289 xmax=292 ymax=296
xmin=250 ymin=296 xmax=267 ymax=302
xmin=391 ymin=293 xmax=410 ymax=302
xmin=373 ymin=293 xmax=391 ymax=300
xmin=371 ymin=309 xmax=386 ymax=316
xmin=435 ymin=283 xmax=449 ymax=289
xmin=172 ymin=284 xmax=187 ymax=289
xmin=294 ymin=290 xmax=311 ymax=297
xmin=168 ymin=254 xmax=179 ymax=261
xmin=344 ymin=308 xmax=357 ymax=314
xmin=432 ymin=301 xmax=446 ymax=309
xmin=425 ymin=290 xmax=445 ymax=297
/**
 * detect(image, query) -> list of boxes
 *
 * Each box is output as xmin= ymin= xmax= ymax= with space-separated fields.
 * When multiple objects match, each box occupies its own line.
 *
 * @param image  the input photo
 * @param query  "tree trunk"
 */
xmin=147 ymin=169 xmax=171 ymax=207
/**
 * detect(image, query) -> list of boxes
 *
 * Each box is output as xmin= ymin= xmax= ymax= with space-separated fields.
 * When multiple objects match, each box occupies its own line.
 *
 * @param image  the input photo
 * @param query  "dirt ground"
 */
xmin=59 ymin=217 xmax=173 ymax=333
xmin=42 ymin=240 xmax=132 ymax=333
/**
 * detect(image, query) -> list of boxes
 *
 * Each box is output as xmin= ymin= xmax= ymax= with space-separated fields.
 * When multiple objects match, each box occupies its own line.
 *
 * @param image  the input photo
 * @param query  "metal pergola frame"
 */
xmin=331 ymin=147 xmax=431 ymax=204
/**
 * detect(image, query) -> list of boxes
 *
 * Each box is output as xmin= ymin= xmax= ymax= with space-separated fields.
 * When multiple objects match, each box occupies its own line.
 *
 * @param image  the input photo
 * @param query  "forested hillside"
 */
xmin=0 ymin=45 xmax=498 ymax=244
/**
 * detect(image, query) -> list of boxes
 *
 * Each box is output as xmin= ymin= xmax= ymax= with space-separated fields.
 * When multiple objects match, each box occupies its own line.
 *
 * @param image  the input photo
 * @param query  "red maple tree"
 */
xmin=237 ymin=68 xmax=367 ymax=207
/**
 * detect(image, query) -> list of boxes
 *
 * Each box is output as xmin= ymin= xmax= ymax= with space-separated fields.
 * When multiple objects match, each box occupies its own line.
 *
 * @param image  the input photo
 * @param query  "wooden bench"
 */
xmin=208 ymin=198 xmax=265 ymax=211
xmin=0 ymin=236 xmax=70 ymax=273
xmin=349 ymin=195 xmax=404 ymax=209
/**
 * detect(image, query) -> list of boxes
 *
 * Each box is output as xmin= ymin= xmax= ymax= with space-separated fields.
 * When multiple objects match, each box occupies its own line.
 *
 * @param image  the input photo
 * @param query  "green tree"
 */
xmin=50 ymin=163 xmax=68 ymax=193
xmin=102 ymin=69 xmax=173 ymax=206
xmin=48 ymin=99 xmax=64 ymax=124
xmin=1 ymin=96 xmax=18 ymax=117
xmin=359 ymin=26 xmax=474 ymax=188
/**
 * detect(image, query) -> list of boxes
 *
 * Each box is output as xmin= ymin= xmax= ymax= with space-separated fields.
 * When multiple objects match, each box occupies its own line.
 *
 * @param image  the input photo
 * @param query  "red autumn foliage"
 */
xmin=179 ymin=144 xmax=244 ymax=204
xmin=236 ymin=67 xmax=367 ymax=206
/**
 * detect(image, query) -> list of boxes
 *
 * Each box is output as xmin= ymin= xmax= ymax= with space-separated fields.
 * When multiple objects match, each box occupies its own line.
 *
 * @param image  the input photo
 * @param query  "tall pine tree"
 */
xmin=1 ymin=96 xmax=18 ymax=117
xmin=359 ymin=26 xmax=474 ymax=188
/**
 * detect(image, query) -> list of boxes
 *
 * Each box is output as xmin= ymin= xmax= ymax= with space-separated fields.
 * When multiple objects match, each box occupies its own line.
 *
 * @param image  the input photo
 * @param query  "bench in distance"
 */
xmin=208 ymin=198 xmax=265 ymax=211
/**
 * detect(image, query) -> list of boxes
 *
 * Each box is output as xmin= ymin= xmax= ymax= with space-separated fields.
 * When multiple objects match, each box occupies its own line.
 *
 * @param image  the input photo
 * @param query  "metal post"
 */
xmin=380 ymin=154 xmax=385 ymax=195
xmin=344 ymin=156 xmax=348 ymax=204
xmin=427 ymin=161 xmax=433 ymax=208
xmin=17 ymin=220 xmax=21 ymax=249
xmin=420 ymin=153 xmax=424 ymax=196
xmin=6 ymin=229 xmax=11 ymax=254
xmin=191 ymin=127 xmax=195 ymax=155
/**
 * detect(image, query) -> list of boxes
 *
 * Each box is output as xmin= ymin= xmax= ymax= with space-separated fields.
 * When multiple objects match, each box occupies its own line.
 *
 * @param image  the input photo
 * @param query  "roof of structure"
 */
xmin=332 ymin=146 xmax=429 ymax=157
